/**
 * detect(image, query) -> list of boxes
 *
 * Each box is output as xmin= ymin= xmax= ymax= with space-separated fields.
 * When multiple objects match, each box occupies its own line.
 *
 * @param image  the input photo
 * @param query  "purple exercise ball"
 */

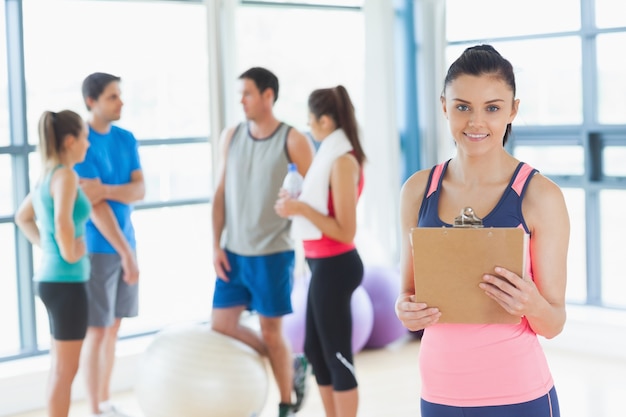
xmin=283 ymin=275 xmax=309 ymax=354
xmin=284 ymin=275 xmax=374 ymax=354
xmin=361 ymin=265 xmax=407 ymax=349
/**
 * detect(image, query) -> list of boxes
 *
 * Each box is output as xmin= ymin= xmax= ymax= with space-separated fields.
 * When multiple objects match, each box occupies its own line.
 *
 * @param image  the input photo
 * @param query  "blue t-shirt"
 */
xmin=32 ymin=166 xmax=92 ymax=282
xmin=74 ymin=125 xmax=142 ymax=254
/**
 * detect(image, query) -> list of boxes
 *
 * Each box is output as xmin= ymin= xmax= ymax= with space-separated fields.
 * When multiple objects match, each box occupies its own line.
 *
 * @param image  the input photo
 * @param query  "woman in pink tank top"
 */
xmin=275 ymin=85 xmax=366 ymax=417
xmin=395 ymin=45 xmax=569 ymax=417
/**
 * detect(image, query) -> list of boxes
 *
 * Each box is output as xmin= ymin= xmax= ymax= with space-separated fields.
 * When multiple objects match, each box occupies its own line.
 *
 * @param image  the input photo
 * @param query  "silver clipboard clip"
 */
xmin=453 ymin=207 xmax=484 ymax=228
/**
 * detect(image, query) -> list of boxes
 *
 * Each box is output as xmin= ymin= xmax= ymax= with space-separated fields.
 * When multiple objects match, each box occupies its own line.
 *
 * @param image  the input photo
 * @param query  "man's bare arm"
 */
xmin=80 ymin=169 xmax=145 ymax=205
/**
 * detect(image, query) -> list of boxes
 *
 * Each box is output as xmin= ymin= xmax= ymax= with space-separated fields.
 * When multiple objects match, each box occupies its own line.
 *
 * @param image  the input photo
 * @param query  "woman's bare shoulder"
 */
xmin=402 ymin=168 xmax=432 ymax=196
xmin=523 ymin=171 xmax=568 ymax=229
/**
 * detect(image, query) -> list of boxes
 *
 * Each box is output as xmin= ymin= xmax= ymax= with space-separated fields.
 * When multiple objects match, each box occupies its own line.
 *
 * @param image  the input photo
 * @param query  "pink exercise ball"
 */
xmin=284 ymin=276 xmax=374 ymax=354
xmin=361 ymin=265 xmax=408 ymax=349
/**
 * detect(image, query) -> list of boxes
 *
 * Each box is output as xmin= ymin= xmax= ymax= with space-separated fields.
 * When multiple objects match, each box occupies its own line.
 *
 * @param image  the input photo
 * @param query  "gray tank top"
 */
xmin=223 ymin=122 xmax=294 ymax=255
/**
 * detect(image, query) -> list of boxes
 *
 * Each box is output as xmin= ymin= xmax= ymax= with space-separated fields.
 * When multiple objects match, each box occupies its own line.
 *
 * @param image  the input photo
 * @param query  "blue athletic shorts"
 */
xmin=212 ymin=250 xmax=295 ymax=317
xmin=421 ymin=386 xmax=560 ymax=417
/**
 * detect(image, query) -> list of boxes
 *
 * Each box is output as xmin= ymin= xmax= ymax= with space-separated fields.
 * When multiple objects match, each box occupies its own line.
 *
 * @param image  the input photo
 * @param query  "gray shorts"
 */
xmin=87 ymin=253 xmax=139 ymax=327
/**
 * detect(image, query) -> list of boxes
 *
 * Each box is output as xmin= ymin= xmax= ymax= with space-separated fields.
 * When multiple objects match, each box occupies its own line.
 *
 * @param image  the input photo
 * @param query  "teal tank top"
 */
xmin=31 ymin=166 xmax=92 ymax=282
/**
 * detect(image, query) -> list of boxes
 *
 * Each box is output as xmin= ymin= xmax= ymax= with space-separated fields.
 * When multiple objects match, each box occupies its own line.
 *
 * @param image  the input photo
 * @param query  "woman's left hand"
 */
xmin=274 ymin=189 xmax=299 ymax=218
xmin=479 ymin=266 xmax=542 ymax=318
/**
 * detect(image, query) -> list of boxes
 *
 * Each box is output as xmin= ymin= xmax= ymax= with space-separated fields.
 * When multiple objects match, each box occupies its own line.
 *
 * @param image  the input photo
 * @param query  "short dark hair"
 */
xmin=82 ymin=72 xmax=121 ymax=110
xmin=238 ymin=67 xmax=279 ymax=103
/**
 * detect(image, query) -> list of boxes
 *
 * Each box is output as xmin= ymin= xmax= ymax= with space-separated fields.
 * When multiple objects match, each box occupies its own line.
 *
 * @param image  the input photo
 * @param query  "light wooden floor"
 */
xmin=14 ymin=334 xmax=626 ymax=417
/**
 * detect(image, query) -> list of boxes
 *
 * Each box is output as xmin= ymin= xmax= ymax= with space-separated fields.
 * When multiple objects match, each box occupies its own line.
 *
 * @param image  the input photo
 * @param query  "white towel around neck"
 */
xmin=291 ymin=128 xmax=353 ymax=241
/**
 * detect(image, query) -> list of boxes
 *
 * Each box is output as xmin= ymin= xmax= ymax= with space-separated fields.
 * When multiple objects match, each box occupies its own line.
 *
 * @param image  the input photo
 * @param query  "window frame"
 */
xmin=1 ymin=0 xmax=213 ymax=362
xmin=434 ymin=0 xmax=626 ymax=309
xmin=1 ymin=0 xmax=368 ymax=363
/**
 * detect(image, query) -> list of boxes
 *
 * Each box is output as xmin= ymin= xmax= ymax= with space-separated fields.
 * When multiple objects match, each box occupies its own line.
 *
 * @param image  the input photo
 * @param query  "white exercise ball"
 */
xmin=135 ymin=322 xmax=268 ymax=417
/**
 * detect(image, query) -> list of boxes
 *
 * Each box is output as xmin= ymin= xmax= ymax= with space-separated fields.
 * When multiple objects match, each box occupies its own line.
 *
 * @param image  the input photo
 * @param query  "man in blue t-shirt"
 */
xmin=75 ymin=72 xmax=144 ymax=417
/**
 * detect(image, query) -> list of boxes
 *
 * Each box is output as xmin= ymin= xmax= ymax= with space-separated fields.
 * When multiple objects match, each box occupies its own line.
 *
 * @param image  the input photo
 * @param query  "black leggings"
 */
xmin=38 ymin=281 xmax=88 ymax=341
xmin=305 ymin=249 xmax=363 ymax=391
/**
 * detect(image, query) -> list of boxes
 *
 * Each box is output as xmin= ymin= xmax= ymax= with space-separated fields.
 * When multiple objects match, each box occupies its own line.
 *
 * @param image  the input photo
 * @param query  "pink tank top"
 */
xmin=417 ymin=160 xmax=554 ymax=406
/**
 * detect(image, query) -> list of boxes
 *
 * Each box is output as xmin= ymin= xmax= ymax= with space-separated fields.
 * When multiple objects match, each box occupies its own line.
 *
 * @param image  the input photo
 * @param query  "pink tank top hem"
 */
xmin=303 ymin=239 xmax=356 ymax=258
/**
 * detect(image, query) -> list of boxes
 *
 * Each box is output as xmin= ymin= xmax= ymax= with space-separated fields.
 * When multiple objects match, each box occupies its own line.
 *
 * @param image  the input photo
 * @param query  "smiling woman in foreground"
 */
xmin=395 ymin=44 xmax=570 ymax=417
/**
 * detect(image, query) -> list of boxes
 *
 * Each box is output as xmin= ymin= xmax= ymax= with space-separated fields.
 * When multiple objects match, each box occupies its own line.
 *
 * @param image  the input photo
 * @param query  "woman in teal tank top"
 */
xmin=15 ymin=110 xmax=91 ymax=417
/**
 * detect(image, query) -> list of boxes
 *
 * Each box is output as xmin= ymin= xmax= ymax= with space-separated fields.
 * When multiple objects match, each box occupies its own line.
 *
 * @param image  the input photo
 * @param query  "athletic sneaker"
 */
xmin=98 ymin=404 xmax=134 ymax=417
xmin=278 ymin=402 xmax=295 ymax=417
xmin=292 ymin=353 xmax=311 ymax=412
xmin=91 ymin=411 xmax=119 ymax=417
xmin=91 ymin=409 xmax=116 ymax=417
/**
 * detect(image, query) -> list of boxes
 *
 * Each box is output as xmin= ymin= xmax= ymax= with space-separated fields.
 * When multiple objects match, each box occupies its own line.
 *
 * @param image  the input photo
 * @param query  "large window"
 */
xmin=595 ymin=0 xmax=626 ymax=28
xmin=444 ymin=0 xmax=626 ymax=309
xmin=235 ymin=3 xmax=365 ymax=131
xmin=600 ymin=190 xmax=626 ymax=307
xmin=2 ymin=0 xmax=366 ymax=364
xmin=0 ymin=3 xmax=8 ymax=147
xmin=0 ymin=155 xmax=12 ymax=215
xmin=3 ymin=0 xmax=212 ymax=361
xmin=120 ymin=205 xmax=214 ymax=337
xmin=0 ymin=2 xmax=19 ymax=357
xmin=249 ymin=0 xmax=363 ymax=5
xmin=140 ymin=143 xmax=212 ymax=204
xmin=0 ymin=224 xmax=19 ymax=356
xmin=446 ymin=38 xmax=583 ymax=126
xmin=596 ymin=33 xmax=626 ymax=124
xmin=446 ymin=0 xmax=580 ymax=41
xmin=22 ymin=0 xmax=210 ymax=141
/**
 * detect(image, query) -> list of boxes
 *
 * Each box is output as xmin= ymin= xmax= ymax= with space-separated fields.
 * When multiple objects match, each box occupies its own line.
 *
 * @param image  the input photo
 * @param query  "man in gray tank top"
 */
xmin=211 ymin=67 xmax=314 ymax=417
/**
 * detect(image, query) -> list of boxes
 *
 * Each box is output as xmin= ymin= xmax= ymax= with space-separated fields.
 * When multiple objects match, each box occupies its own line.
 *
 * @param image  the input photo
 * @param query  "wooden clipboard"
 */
xmin=410 ymin=209 xmax=527 ymax=324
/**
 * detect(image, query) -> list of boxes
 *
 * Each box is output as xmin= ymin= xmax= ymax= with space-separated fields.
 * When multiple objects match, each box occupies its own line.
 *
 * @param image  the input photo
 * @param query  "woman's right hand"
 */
xmin=74 ymin=237 xmax=86 ymax=260
xmin=395 ymin=292 xmax=441 ymax=331
xmin=61 ymin=237 xmax=86 ymax=264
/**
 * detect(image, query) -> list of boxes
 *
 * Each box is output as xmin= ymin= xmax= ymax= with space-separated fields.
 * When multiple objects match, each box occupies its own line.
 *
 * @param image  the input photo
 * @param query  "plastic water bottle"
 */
xmin=282 ymin=163 xmax=303 ymax=198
